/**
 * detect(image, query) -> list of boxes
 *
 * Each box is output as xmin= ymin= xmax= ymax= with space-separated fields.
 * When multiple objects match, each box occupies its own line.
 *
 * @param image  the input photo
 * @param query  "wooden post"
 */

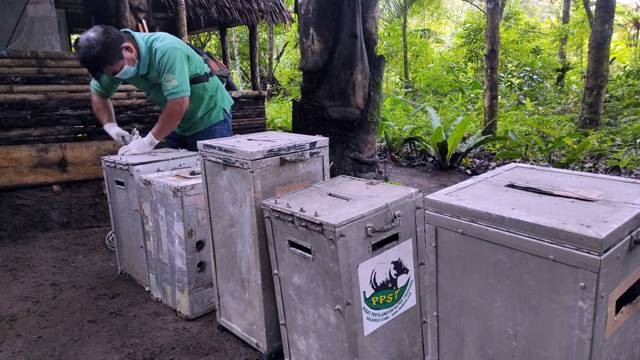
xmin=268 ymin=23 xmax=274 ymax=88
xmin=176 ymin=0 xmax=188 ymax=41
xmin=248 ymin=24 xmax=261 ymax=91
xmin=220 ymin=27 xmax=230 ymax=67
xmin=117 ymin=0 xmax=131 ymax=29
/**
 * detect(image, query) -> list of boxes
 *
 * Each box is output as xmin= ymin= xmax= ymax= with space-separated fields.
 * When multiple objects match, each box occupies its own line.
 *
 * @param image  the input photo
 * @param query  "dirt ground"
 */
xmin=0 ymin=163 xmax=469 ymax=360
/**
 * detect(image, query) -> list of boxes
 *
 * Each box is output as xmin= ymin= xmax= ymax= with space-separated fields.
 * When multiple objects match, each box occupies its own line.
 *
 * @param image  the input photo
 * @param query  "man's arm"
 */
xmin=150 ymin=96 xmax=189 ymax=141
xmin=91 ymin=92 xmax=116 ymax=125
xmin=91 ymin=92 xmax=132 ymax=145
xmin=117 ymin=96 xmax=189 ymax=156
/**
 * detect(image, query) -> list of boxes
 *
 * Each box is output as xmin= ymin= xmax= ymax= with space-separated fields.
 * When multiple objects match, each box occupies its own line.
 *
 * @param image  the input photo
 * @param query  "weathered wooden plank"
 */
xmin=0 ymin=140 xmax=119 ymax=189
xmin=0 ymin=49 xmax=77 ymax=60
xmin=0 ymin=67 xmax=89 ymax=76
xmin=0 ymin=75 xmax=91 ymax=85
xmin=0 ymin=59 xmax=81 ymax=68
xmin=0 ymin=91 xmax=146 ymax=102
xmin=0 ymin=109 xmax=160 ymax=129
xmin=229 ymin=90 xmax=267 ymax=99
xmin=0 ymin=84 xmax=138 ymax=93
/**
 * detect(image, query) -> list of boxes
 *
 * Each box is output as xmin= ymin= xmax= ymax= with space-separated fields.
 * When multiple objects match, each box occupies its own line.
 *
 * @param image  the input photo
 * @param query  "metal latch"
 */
xmin=366 ymin=211 xmax=402 ymax=237
xmin=629 ymin=228 xmax=640 ymax=251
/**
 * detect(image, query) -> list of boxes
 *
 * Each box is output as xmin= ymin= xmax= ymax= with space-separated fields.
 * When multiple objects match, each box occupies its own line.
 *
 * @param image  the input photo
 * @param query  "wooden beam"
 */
xmin=248 ymin=24 xmax=261 ymax=91
xmin=117 ymin=0 xmax=132 ymax=29
xmin=0 ymin=67 xmax=88 ymax=76
xmin=0 ymin=140 xmax=119 ymax=189
xmin=0 ymin=91 xmax=146 ymax=102
xmin=176 ymin=0 xmax=188 ymax=41
xmin=0 ymin=59 xmax=81 ymax=68
xmin=220 ymin=27 xmax=230 ymax=67
xmin=0 ymin=49 xmax=77 ymax=60
xmin=0 ymin=84 xmax=137 ymax=93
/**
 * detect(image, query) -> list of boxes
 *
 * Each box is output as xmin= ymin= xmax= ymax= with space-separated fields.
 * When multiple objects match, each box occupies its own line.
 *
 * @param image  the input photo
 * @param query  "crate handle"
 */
xmin=505 ymin=183 xmax=600 ymax=202
xmin=366 ymin=211 xmax=402 ymax=237
xmin=287 ymin=237 xmax=313 ymax=260
xmin=114 ymin=179 xmax=126 ymax=188
xmin=370 ymin=233 xmax=400 ymax=254
xmin=280 ymin=152 xmax=309 ymax=165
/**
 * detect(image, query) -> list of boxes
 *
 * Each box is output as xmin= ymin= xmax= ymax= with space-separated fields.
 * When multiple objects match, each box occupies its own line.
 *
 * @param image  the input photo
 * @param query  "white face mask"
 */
xmin=115 ymin=50 xmax=138 ymax=79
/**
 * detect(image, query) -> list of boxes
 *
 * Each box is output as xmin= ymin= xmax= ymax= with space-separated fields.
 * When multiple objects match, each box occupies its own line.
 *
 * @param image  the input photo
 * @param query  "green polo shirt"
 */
xmin=90 ymin=29 xmax=234 ymax=136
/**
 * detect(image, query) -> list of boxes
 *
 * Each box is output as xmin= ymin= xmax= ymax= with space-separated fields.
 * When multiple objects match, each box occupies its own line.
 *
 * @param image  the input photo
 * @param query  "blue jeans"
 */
xmin=162 ymin=110 xmax=233 ymax=151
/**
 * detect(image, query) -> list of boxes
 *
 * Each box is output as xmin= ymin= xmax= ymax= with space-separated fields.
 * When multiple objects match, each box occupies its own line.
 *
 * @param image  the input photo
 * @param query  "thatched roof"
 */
xmin=162 ymin=0 xmax=293 ymax=30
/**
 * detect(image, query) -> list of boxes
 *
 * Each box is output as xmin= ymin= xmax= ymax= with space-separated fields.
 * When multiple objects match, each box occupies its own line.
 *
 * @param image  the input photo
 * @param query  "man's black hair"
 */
xmin=75 ymin=25 xmax=126 ymax=79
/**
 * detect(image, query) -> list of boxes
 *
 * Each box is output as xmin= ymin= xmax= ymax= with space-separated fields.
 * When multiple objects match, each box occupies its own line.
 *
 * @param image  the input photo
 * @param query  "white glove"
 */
xmin=103 ymin=122 xmax=132 ymax=145
xmin=117 ymin=133 xmax=160 ymax=156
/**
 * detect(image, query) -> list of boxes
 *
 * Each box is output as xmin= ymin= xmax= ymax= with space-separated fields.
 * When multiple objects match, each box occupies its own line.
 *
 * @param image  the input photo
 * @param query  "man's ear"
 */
xmin=121 ymin=42 xmax=135 ymax=55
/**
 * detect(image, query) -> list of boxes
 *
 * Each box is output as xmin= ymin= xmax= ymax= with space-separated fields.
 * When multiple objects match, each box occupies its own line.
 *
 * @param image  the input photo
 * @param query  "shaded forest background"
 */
xmin=191 ymin=0 xmax=640 ymax=176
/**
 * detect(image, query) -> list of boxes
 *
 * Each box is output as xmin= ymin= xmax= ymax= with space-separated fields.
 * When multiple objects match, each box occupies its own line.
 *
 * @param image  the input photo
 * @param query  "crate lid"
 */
xmin=197 ymin=131 xmax=328 ymax=160
xmin=262 ymin=176 xmax=420 ymax=228
xmin=426 ymin=163 xmax=640 ymax=254
xmin=102 ymin=148 xmax=197 ymax=166
xmin=140 ymin=167 xmax=202 ymax=189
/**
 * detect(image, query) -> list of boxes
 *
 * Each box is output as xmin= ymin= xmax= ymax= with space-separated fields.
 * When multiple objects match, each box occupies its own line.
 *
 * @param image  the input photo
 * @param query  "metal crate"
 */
xmin=262 ymin=176 xmax=425 ymax=360
xmin=423 ymin=163 xmax=640 ymax=360
xmin=198 ymin=131 xmax=329 ymax=354
xmin=101 ymin=149 xmax=198 ymax=288
xmin=139 ymin=167 xmax=214 ymax=319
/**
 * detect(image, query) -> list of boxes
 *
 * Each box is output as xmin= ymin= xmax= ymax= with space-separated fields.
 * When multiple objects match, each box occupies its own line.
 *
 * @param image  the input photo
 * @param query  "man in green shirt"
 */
xmin=75 ymin=25 xmax=234 ymax=155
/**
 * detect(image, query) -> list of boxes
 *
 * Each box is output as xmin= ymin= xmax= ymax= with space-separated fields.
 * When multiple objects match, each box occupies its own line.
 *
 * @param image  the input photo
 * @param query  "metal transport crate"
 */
xmin=423 ymin=163 xmax=640 ymax=360
xmin=139 ymin=167 xmax=214 ymax=319
xmin=198 ymin=131 xmax=329 ymax=354
xmin=101 ymin=149 xmax=198 ymax=288
xmin=262 ymin=176 xmax=425 ymax=360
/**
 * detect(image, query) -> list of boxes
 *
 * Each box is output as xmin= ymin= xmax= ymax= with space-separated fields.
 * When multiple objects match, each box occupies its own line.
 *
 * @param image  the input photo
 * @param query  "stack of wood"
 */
xmin=0 ymin=50 xmax=267 ymax=189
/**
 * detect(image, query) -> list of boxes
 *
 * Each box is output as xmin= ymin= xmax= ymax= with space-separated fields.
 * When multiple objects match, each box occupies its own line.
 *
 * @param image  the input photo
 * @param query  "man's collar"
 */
xmin=120 ymin=29 xmax=149 ymax=76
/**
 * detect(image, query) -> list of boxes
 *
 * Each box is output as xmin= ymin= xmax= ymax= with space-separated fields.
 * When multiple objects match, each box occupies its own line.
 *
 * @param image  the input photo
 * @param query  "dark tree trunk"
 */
xmin=483 ymin=0 xmax=501 ymax=136
xmin=294 ymin=0 xmax=384 ymax=178
xmin=219 ymin=27 xmax=230 ymax=67
xmin=248 ymin=24 xmax=261 ymax=91
xmin=402 ymin=0 xmax=410 ymax=85
xmin=556 ymin=0 xmax=572 ymax=88
xmin=175 ymin=0 xmax=188 ymax=41
xmin=579 ymin=0 xmax=616 ymax=129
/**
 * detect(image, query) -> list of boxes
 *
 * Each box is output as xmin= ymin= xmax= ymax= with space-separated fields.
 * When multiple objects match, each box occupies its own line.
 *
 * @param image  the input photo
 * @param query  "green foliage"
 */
xmin=401 ymin=104 xmax=504 ymax=169
xmin=215 ymin=0 xmax=640 ymax=174
xmin=266 ymin=97 xmax=293 ymax=131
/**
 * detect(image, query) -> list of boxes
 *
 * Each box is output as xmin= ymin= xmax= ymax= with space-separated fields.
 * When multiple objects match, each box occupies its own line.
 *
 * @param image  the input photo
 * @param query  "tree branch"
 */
xmin=272 ymin=41 xmax=290 ymax=73
xmin=460 ymin=0 xmax=486 ymax=15
xmin=583 ymin=0 xmax=594 ymax=28
xmin=500 ymin=0 xmax=507 ymax=18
